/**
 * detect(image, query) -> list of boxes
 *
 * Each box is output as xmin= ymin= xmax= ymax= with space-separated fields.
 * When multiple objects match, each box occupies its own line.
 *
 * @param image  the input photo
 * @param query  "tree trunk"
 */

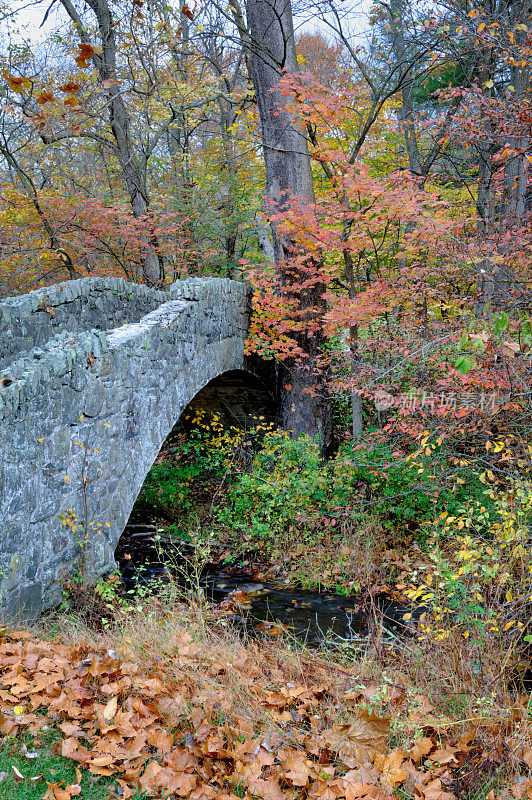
xmin=59 ymin=0 xmax=164 ymax=285
xmin=256 ymin=213 xmax=276 ymax=262
xmin=242 ymin=0 xmax=332 ymax=450
xmin=388 ymin=0 xmax=422 ymax=176
xmin=341 ymin=240 xmax=363 ymax=437
xmin=494 ymin=15 xmax=530 ymax=308
xmin=500 ymin=10 xmax=530 ymax=206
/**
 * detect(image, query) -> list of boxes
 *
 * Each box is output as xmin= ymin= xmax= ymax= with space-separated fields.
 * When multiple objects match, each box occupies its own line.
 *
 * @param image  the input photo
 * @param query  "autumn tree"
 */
xmin=229 ymin=0 xmax=333 ymax=448
xmin=0 ymin=0 xmax=270 ymax=291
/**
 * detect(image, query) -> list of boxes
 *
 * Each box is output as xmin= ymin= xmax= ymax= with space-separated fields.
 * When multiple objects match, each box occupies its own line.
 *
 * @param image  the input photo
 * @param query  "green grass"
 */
xmin=0 ymin=727 xmax=148 ymax=799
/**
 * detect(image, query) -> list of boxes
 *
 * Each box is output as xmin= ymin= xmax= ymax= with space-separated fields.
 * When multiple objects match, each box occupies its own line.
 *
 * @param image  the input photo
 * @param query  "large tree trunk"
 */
xmin=474 ymin=0 xmax=531 ymax=312
xmin=388 ymin=0 xmax=422 ymax=176
xmin=501 ymin=0 xmax=531 ymax=223
xmin=241 ymin=0 xmax=332 ymax=449
xmin=498 ymin=3 xmax=530 ymax=299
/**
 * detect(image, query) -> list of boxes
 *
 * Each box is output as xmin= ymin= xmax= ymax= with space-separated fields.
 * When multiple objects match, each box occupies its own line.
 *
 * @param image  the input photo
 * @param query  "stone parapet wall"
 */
xmin=0 ymin=278 xmax=249 ymax=421
xmin=0 ymin=277 xmax=170 ymax=370
xmin=0 ymin=276 xmax=251 ymax=622
xmin=0 ymin=331 xmax=108 ymax=421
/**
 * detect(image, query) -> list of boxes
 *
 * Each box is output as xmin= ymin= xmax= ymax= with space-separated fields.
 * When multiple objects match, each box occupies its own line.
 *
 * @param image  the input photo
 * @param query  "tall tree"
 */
xmin=57 ymin=0 xmax=166 ymax=284
xmin=231 ymin=0 xmax=332 ymax=448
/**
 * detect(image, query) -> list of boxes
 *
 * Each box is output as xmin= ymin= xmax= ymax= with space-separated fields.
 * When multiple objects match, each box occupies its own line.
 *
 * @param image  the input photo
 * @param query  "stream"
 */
xmin=115 ymin=524 xmax=411 ymax=648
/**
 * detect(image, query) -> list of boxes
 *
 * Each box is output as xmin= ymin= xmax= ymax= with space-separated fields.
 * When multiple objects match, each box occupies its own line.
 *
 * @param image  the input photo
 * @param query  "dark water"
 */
xmin=115 ymin=524 xmax=410 ymax=647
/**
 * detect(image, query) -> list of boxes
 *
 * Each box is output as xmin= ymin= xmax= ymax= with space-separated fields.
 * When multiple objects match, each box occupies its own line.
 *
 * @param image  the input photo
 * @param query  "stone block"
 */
xmin=3 ymin=583 xmax=43 ymax=624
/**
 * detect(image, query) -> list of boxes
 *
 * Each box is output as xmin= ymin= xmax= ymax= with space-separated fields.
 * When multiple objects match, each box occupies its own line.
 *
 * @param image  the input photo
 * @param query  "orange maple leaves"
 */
xmin=0 ymin=626 xmax=528 ymax=799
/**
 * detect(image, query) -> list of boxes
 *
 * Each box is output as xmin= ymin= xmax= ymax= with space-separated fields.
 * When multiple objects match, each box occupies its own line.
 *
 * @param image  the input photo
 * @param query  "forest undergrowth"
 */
xmin=2 ymin=585 xmax=532 ymax=800
xmin=14 ymin=411 xmax=528 ymax=799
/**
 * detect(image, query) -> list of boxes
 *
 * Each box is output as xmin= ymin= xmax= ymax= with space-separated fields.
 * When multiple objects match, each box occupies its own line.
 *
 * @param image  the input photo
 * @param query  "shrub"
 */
xmin=132 ymin=411 xmax=275 ymax=523
xmin=215 ymin=430 xmax=327 ymax=549
xmin=337 ymin=438 xmax=492 ymax=535
xmin=401 ymin=478 xmax=532 ymax=663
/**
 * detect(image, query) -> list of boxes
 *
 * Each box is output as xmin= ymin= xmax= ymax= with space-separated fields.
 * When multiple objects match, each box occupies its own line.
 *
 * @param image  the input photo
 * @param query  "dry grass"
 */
xmin=276 ymin=516 xmax=388 ymax=592
xmin=50 ymin=594 xmax=370 ymax=741
xmin=48 ymin=587 xmax=531 ymax=743
xmin=28 ymin=583 xmax=532 ymax=798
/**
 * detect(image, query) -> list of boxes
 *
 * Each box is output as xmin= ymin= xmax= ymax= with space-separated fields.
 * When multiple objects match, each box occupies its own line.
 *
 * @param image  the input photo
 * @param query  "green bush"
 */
xmin=337 ymin=438 xmax=495 ymax=535
xmin=133 ymin=417 xmax=497 ymax=564
xmin=215 ymin=431 xmax=327 ymax=549
xmin=132 ymin=429 xmax=228 ymax=521
xmin=214 ymin=430 xmax=495 ymax=550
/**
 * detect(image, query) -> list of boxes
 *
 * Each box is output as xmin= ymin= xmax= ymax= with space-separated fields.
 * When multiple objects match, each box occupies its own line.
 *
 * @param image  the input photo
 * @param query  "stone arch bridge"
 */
xmin=0 ymin=277 xmax=273 ymax=621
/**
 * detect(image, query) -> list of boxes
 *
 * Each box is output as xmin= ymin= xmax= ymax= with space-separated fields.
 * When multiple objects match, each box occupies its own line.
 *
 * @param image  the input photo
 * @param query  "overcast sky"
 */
xmin=10 ymin=0 xmax=372 ymax=46
xmin=8 ymin=0 xmax=62 ymax=41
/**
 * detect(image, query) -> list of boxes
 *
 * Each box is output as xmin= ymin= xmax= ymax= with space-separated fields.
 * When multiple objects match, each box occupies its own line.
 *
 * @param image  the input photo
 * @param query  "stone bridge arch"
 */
xmin=181 ymin=367 xmax=277 ymax=430
xmin=0 ymin=277 xmax=271 ymax=621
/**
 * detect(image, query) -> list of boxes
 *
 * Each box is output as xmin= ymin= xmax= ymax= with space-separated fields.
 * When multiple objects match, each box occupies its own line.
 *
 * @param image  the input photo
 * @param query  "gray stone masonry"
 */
xmin=0 ymin=277 xmax=251 ymax=622
xmin=0 ymin=277 xmax=170 ymax=371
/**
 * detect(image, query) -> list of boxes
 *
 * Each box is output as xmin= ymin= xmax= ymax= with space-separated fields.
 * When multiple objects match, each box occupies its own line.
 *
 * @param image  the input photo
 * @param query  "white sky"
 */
xmin=8 ymin=0 xmax=65 ymax=42
xmin=10 ymin=0 xmax=372 ymax=44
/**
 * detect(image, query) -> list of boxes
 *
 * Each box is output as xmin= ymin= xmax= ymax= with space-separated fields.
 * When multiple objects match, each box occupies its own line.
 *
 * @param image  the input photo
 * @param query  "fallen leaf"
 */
xmin=319 ymin=717 xmax=390 ymax=766
xmin=281 ymin=752 xmax=313 ymax=786
xmin=409 ymin=737 xmax=433 ymax=762
xmin=422 ymin=777 xmax=456 ymax=800
xmin=115 ymin=779 xmax=134 ymax=799
xmin=376 ymin=748 xmax=408 ymax=789
xmin=61 ymin=739 xmax=91 ymax=765
xmin=502 ymin=341 xmax=520 ymax=358
xmin=43 ymin=782 xmax=81 ymax=800
xmin=103 ymin=695 xmax=118 ymax=724
xmin=430 ymin=747 xmax=459 ymax=765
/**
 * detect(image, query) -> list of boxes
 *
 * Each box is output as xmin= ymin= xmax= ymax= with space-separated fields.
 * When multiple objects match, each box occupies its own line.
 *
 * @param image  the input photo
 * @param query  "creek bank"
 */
xmin=114 ymin=523 xmax=413 ymax=648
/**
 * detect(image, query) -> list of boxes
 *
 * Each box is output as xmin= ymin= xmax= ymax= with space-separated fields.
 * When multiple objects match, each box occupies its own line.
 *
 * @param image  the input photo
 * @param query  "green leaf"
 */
xmin=455 ymin=355 xmax=477 ymax=375
xmin=522 ymin=319 xmax=532 ymax=346
xmin=457 ymin=331 xmax=469 ymax=350
xmin=492 ymin=312 xmax=508 ymax=335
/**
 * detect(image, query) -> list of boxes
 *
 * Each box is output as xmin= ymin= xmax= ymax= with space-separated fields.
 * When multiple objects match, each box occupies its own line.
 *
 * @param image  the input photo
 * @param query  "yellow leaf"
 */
xmin=376 ymin=748 xmax=408 ymax=788
xmin=103 ymin=695 xmax=117 ymax=723
xmin=408 ymin=736 xmax=433 ymax=762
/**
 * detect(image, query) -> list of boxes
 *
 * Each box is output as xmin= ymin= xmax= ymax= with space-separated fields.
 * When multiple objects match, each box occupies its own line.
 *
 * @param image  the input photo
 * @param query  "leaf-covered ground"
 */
xmin=0 ymin=605 xmax=531 ymax=800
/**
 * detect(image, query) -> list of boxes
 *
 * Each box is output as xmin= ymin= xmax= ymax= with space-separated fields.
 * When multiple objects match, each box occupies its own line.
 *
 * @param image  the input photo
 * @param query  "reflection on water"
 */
xmin=116 ymin=524 xmax=410 ymax=648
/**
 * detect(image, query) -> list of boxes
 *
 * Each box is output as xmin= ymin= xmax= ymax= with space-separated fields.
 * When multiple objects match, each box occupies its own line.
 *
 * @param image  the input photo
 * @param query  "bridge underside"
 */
xmin=184 ymin=365 xmax=277 ymax=429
